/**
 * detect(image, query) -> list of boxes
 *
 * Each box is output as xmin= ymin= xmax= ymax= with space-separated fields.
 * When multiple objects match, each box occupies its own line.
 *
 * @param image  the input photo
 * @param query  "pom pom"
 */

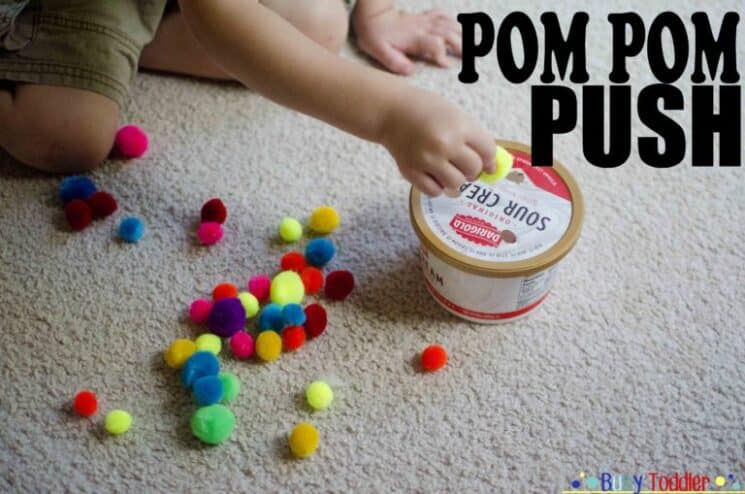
xmin=289 ymin=422 xmax=320 ymax=458
xmin=300 ymin=267 xmax=324 ymax=294
xmin=255 ymin=331 xmax=282 ymax=362
xmin=229 ymin=331 xmax=254 ymax=359
xmin=164 ymin=338 xmax=197 ymax=369
xmin=305 ymin=381 xmax=333 ymax=410
xmin=270 ymin=271 xmax=305 ymax=306
xmin=189 ymin=299 xmax=213 ymax=324
xmin=258 ymin=303 xmax=284 ymax=332
xmin=118 ymin=216 xmax=145 ymax=243
xmin=282 ymin=303 xmax=306 ymax=327
xmin=86 ymin=191 xmax=118 ymax=219
xmin=421 ymin=344 xmax=448 ymax=372
xmin=280 ymin=252 xmax=306 ymax=273
xmin=115 ymin=124 xmax=148 ymax=158
xmin=200 ymin=198 xmax=227 ymax=224
xmin=197 ymin=222 xmax=223 ymax=246
xmin=105 ymin=410 xmax=133 ymax=435
xmin=305 ymin=238 xmax=336 ymax=267
xmin=279 ymin=217 xmax=303 ymax=243
xmin=59 ymin=176 xmax=97 ymax=204
xmin=237 ymin=292 xmax=259 ymax=318
xmin=308 ymin=206 xmax=339 ymax=234
xmin=207 ymin=297 xmax=246 ymax=338
xmin=181 ymin=351 xmax=220 ymax=388
xmin=191 ymin=404 xmax=235 ymax=445
xmin=218 ymin=373 xmax=240 ymax=402
xmin=73 ymin=390 xmax=98 ymax=417
xmin=64 ymin=199 xmax=92 ymax=231
xmin=282 ymin=326 xmax=306 ymax=352
xmin=193 ymin=375 xmax=224 ymax=406
xmin=194 ymin=333 xmax=222 ymax=355
xmin=304 ymin=304 xmax=327 ymax=338
xmin=480 ymin=146 xmax=514 ymax=184
xmin=212 ymin=282 xmax=238 ymax=301
xmin=325 ymin=270 xmax=355 ymax=301
xmin=247 ymin=274 xmax=271 ymax=302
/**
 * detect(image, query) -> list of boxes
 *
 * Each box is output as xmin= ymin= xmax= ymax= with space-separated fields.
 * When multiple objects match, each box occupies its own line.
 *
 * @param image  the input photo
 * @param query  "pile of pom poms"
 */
xmin=59 ymin=176 xmax=119 ymax=232
xmin=71 ymin=389 xmax=134 ymax=436
xmin=197 ymin=198 xmax=227 ymax=246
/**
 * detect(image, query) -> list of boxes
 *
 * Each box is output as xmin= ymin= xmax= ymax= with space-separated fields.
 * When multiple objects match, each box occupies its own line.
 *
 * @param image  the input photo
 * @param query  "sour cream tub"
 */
xmin=409 ymin=140 xmax=584 ymax=323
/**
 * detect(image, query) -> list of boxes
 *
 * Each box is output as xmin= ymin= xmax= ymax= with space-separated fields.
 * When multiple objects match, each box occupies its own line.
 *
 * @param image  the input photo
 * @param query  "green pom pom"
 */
xmin=105 ymin=410 xmax=133 ymax=435
xmin=219 ymin=373 xmax=241 ymax=402
xmin=191 ymin=404 xmax=236 ymax=445
xmin=237 ymin=292 xmax=259 ymax=318
xmin=480 ymin=146 xmax=514 ymax=184
xmin=279 ymin=217 xmax=303 ymax=243
xmin=194 ymin=333 xmax=222 ymax=355
xmin=306 ymin=381 xmax=333 ymax=410
xmin=270 ymin=271 xmax=305 ymax=305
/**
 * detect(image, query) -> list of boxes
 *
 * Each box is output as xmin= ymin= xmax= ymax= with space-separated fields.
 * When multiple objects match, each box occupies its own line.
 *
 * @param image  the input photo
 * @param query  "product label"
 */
xmin=420 ymin=149 xmax=573 ymax=263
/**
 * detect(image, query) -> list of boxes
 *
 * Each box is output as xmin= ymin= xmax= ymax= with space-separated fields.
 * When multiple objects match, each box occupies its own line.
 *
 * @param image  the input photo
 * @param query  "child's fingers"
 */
xmin=424 ymin=8 xmax=452 ymax=21
xmin=415 ymin=172 xmax=444 ymax=197
xmin=450 ymin=146 xmax=483 ymax=181
xmin=372 ymin=42 xmax=415 ymax=75
xmin=467 ymin=132 xmax=498 ymax=172
xmin=430 ymin=161 xmax=467 ymax=192
xmin=428 ymin=20 xmax=462 ymax=56
xmin=413 ymin=35 xmax=449 ymax=68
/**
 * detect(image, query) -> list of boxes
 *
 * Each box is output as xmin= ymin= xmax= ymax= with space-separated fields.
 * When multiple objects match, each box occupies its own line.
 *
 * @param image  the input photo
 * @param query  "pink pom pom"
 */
xmin=247 ymin=274 xmax=271 ymax=302
xmin=115 ymin=125 xmax=149 ymax=158
xmin=189 ymin=298 xmax=213 ymax=324
xmin=197 ymin=222 xmax=223 ymax=245
xmin=229 ymin=332 xmax=254 ymax=359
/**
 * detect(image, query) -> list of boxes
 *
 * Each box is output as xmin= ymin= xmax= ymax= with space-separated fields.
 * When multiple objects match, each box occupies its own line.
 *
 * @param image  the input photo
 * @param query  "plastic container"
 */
xmin=409 ymin=140 xmax=584 ymax=323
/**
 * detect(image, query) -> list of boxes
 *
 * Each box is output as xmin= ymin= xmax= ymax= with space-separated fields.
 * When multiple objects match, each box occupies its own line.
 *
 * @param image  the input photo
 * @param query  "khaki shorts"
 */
xmin=0 ymin=0 xmax=169 ymax=107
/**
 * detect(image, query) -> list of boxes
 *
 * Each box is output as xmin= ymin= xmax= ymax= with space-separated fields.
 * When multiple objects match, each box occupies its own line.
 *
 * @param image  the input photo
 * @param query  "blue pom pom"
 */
xmin=181 ymin=351 xmax=220 ymax=388
xmin=282 ymin=303 xmax=306 ymax=327
xmin=305 ymin=238 xmax=336 ymax=267
xmin=118 ymin=217 xmax=145 ymax=243
xmin=258 ymin=303 xmax=284 ymax=331
xmin=59 ymin=176 xmax=97 ymax=204
xmin=192 ymin=375 xmax=224 ymax=406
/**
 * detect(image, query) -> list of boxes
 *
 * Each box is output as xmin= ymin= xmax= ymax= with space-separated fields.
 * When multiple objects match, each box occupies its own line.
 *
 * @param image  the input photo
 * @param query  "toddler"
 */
xmin=0 ymin=0 xmax=495 ymax=196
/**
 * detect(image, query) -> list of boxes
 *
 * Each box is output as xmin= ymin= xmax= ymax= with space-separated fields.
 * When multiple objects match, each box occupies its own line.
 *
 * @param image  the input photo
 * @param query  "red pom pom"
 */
xmin=325 ymin=270 xmax=355 ymax=301
xmin=201 ymin=198 xmax=227 ymax=224
xmin=73 ymin=390 xmax=98 ymax=417
xmin=282 ymin=326 xmax=306 ymax=351
xmin=280 ymin=252 xmax=306 ymax=273
xmin=300 ymin=267 xmax=324 ymax=294
xmin=212 ymin=283 xmax=238 ymax=300
xmin=64 ymin=199 xmax=92 ymax=231
xmin=303 ymin=304 xmax=327 ymax=338
xmin=86 ymin=191 xmax=118 ymax=219
xmin=421 ymin=345 xmax=448 ymax=372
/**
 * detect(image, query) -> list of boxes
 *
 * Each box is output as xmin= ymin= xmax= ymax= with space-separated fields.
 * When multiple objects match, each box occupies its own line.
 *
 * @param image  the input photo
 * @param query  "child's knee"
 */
xmin=3 ymin=86 xmax=119 ymax=173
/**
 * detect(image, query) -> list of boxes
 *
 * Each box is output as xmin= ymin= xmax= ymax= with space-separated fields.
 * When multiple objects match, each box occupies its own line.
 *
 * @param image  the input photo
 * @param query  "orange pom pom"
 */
xmin=421 ymin=345 xmax=448 ymax=372
xmin=300 ymin=267 xmax=324 ymax=294
xmin=213 ymin=283 xmax=238 ymax=301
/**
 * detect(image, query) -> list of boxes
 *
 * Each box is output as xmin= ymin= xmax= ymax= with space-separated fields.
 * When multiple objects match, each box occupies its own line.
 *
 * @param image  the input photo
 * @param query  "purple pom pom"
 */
xmin=208 ymin=298 xmax=246 ymax=337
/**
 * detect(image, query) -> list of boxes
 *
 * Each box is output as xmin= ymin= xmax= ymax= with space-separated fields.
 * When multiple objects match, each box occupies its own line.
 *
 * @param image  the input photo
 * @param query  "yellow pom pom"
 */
xmin=237 ymin=291 xmax=259 ymax=318
xmin=270 ymin=271 xmax=305 ymax=306
xmin=308 ymin=206 xmax=339 ymax=234
xmin=305 ymin=381 xmax=334 ymax=410
xmin=480 ymin=146 xmax=514 ymax=184
xmin=255 ymin=331 xmax=282 ymax=362
xmin=105 ymin=409 xmax=133 ymax=435
xmin=289 ymin=422 xmax=320 ymax=458
xmin=164 ymin=339 xmax=196 ymax=369
xmin=194 ymin=333 xmax=222 ymax=355
xmin=279 ymin=217 xmax=303 ymax=243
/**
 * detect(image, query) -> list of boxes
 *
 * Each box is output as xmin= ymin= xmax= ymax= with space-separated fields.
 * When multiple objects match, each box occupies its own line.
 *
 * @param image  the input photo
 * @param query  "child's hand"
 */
xmin=352 ymin=6 xmax=461 ymax=75
xmin=379 ymin=88 xmax=496 ymax=196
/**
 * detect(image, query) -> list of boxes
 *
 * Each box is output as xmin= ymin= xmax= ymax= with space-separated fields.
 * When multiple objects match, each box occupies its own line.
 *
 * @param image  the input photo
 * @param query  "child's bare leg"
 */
xmin=0 ymin=85 xmax=119 ymax=173
xmin=139 ymin=0 xmax=349 ymax=79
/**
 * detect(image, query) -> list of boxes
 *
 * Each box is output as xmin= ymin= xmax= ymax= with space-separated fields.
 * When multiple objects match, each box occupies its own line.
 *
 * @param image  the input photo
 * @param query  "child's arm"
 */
xmin=179 ymin=0 xmax=494 ymax=195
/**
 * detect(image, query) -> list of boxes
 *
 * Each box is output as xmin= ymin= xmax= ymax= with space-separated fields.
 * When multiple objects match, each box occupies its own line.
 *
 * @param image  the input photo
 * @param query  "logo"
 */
xmin=563 ymin=471 xmax=743 ymax=493
xmin=449 ymin=214 xmax=502 ymax=247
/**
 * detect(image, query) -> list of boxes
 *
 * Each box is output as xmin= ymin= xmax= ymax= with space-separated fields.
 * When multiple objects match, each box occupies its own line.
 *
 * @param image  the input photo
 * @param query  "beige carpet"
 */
xmin=1 ymin=1 xmax=744 ymax=492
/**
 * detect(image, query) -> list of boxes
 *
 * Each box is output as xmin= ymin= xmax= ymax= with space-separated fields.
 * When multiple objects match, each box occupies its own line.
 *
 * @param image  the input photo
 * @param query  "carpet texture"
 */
xmin=1 ymin=0 xmax=743 ymax=492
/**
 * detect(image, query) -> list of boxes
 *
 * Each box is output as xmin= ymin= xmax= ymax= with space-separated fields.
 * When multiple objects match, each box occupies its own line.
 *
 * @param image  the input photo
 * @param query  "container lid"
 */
xmin=410 ymin=140 xmax=584 ymax=277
